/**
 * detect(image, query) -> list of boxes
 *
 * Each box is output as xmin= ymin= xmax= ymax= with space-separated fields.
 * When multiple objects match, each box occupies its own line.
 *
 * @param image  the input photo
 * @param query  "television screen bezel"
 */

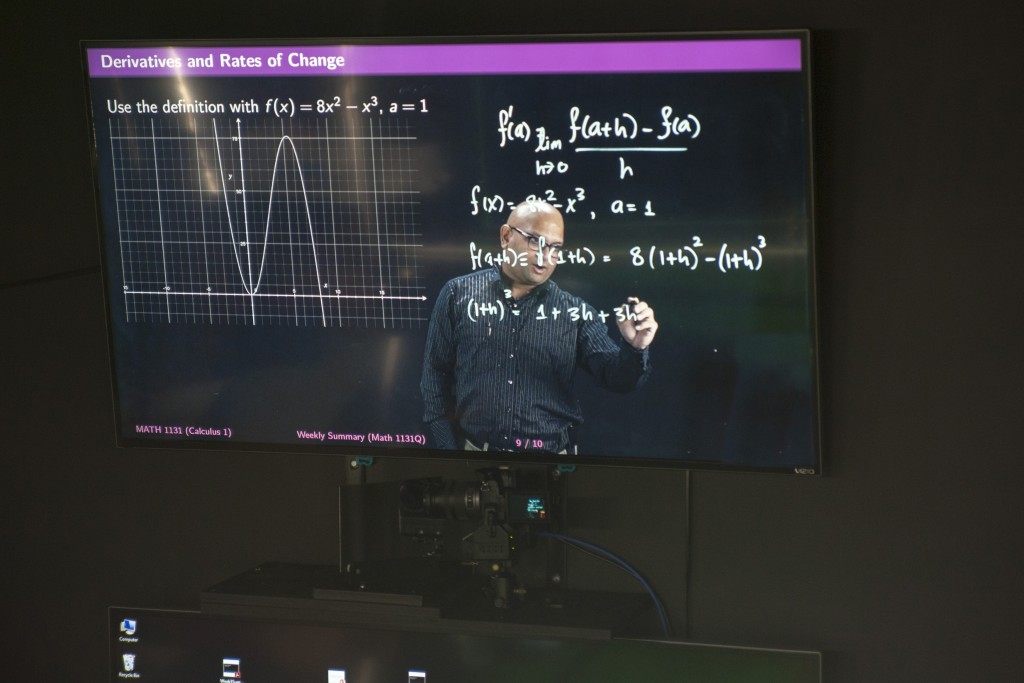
xmin=82 ymin=30 xmax=821 ymax=475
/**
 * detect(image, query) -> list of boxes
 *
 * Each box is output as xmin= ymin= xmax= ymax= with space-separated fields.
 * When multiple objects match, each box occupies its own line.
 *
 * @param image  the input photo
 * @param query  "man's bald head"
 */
xmin=499 ymin=200 xmax=566 ymax=297
xmin=507 ymin=200 xmax=563 ymax=230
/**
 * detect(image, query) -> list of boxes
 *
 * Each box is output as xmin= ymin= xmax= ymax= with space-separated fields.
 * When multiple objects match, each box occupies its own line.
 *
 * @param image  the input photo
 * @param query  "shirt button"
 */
xmin=507 ymin=380 xmax=513 ymax=384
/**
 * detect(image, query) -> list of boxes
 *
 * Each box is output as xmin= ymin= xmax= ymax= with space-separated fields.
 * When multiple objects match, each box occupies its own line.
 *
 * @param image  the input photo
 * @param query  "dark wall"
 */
xmin=3 ymin=1 xmax=1022 ymax=682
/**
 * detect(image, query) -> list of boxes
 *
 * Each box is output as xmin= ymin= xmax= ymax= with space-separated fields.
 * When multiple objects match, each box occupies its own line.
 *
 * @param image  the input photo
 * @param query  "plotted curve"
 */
xmin=213 ymin=121 xmax=327 ymax=325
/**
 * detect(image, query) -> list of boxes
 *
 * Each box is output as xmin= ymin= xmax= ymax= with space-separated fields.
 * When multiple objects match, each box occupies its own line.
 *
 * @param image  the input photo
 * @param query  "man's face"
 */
xmin=500 ymin=209 xmax=565 ymax=294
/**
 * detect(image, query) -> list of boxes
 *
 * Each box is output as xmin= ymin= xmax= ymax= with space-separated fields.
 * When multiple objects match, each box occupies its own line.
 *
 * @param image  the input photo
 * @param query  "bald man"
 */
xmin=420 ymin=201 xmax=658 ymax=453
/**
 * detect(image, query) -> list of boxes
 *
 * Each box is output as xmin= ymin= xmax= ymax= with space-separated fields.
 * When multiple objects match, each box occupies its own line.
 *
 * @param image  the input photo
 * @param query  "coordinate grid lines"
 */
xmin=107 ymin=115 xmax=425 ymax=327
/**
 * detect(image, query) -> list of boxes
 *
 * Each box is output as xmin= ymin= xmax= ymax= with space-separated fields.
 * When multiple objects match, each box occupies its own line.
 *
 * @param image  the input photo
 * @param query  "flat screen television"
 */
xmin=83 ymin=32 xmax=819 ymax=473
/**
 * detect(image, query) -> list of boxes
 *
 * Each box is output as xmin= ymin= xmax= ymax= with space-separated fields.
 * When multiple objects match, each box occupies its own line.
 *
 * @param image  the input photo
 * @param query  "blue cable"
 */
xmin=539 ymin=531 xmax=672 ymax=638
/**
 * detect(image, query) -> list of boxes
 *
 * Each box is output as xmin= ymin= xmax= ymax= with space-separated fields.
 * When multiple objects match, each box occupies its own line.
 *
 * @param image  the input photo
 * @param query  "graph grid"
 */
xmin=107 ymin=115 xmax=424 ymax=327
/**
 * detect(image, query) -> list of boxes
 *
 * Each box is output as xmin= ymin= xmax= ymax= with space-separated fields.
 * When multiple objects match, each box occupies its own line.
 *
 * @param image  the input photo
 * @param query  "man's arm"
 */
xmin=420 ymin=283 xmax=459 ymax=449
xmin=577 ymin=297 xmax=655 ymax=393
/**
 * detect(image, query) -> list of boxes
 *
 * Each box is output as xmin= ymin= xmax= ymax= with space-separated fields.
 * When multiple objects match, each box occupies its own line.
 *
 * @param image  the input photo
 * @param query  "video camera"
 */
xmin=397 ymin=468 xmax=551 ymax=569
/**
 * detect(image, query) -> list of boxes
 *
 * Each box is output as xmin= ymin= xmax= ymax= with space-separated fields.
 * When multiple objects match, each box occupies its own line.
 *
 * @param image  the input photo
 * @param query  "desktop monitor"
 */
xmin=109 ymin=606 xmax=821 ymax=682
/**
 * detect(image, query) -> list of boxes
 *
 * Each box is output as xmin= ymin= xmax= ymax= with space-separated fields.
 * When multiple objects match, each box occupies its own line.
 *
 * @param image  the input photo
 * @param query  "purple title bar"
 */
xmin=87 ymin=40 xmax=803 ymax=78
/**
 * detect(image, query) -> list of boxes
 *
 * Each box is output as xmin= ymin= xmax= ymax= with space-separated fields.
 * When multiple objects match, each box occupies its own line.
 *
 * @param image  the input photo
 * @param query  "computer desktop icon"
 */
xmin=221 ymin=658 xmax=242 ymax=680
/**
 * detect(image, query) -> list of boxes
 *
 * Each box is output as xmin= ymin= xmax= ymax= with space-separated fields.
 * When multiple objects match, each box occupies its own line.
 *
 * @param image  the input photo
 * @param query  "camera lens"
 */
xmin=398 ymin=477 xmax=439 ymax=515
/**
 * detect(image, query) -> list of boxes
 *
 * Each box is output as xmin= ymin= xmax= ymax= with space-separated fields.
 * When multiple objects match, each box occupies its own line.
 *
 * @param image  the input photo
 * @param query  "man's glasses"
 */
xmin=508 ymin=225 xmax=563 ymax=257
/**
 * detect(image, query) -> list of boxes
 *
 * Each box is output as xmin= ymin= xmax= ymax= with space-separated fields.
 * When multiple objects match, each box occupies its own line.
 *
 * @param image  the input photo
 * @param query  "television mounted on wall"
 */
xmin=83 ymin=31 xmax=820 ymax=473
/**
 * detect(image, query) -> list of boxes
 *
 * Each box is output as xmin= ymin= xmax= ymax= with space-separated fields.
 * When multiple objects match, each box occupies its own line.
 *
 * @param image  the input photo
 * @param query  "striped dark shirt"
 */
xmin=421 ymin=267 xmax=650 ymax=452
